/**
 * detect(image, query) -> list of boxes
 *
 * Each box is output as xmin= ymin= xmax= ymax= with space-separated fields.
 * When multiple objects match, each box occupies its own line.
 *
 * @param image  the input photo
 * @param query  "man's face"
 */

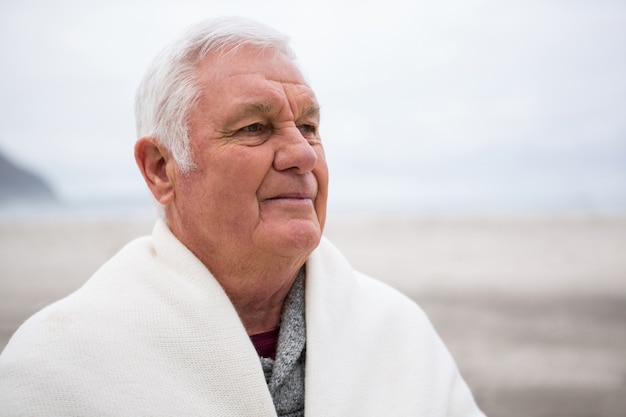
xmin=166 ymin=46 xmax=328 ymax=271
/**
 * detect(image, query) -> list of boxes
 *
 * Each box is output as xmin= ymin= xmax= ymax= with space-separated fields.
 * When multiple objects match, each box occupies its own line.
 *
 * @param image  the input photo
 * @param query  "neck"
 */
xmin=165 ymin=212 xmax=312 ymax=335
xmin=204 ymin=253 xmax=306 ymax=335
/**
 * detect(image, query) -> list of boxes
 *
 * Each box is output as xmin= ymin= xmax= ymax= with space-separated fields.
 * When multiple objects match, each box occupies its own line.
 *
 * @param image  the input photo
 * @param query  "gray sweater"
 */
xmin=259 ymin=269 xmax=306 ymax=417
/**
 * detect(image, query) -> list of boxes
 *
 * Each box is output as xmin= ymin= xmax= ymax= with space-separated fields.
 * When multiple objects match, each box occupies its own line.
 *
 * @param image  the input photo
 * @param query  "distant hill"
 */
xmin=0 ymin=151 xmax=57 ymax=203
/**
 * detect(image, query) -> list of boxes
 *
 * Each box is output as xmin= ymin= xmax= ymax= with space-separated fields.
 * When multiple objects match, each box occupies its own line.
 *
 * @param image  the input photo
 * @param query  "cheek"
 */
xmin=314 ymin=147 xmax=329 ymax=193
xmin=175 ymin=172 xmax=215 ymax=214
xmin=313 ymin=150 xmax=329 ymax=226
xmin=201 ymin=147 xmax=275 ymax=205
xmin=232 ymin=150 xmax=276 ymax=194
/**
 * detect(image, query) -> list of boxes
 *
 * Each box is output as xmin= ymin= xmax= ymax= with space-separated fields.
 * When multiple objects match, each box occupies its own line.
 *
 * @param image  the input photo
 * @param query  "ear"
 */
xmin=134 ymin=137 xmax=176 ymax=205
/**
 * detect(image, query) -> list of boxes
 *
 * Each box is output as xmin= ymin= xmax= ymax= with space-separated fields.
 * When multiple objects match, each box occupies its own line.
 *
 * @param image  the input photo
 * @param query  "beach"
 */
xmin=1 ymin=215 xmax=625 ymax=416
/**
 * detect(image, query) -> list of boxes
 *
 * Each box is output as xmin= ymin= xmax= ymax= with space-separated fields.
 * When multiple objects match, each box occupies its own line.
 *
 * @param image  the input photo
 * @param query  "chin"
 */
xmin=270 ymin=218 xmax=323 ymax=256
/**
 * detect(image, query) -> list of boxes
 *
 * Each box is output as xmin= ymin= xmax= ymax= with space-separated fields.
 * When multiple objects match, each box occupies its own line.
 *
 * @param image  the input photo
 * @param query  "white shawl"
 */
xmin=0 ymin=220 xmax=484 ymax=416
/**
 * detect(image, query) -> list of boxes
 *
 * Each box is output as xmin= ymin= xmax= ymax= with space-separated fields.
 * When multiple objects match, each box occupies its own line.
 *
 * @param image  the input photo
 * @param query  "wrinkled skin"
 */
xmin=135 ymin=45 xmax=328 ymax=333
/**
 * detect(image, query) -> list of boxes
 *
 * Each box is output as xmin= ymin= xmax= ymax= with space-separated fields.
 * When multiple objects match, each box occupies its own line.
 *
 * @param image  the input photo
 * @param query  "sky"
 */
xmin=1 ymin=0 xmax=625 ymax=215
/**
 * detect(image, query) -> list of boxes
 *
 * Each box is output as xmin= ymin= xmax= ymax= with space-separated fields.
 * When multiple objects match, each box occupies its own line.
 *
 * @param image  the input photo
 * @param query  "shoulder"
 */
xmin=305 ymin=238 xmax=485 ymax=416
xmin=308 ymin=236 xmax=428 ymax=321
xmin=0 ymin=234 xmax=156 ymax=362
xmin=307 ymin=237 xmax=441 ymax=360
xmin=0 ymin=224 xmax=255 ymax=415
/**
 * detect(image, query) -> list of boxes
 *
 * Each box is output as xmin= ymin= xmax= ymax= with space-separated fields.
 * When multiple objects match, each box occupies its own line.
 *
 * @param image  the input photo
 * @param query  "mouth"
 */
xmin=262 ymin=193 xmax=314 ymax=204
xmin=259 ymin=190 xmax=317 ymax=207
xmin=267 ymin=193 xmax=313 ymax=200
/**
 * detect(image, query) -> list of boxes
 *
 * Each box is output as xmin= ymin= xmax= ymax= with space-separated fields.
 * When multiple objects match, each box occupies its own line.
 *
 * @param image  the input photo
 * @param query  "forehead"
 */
xmin=193 ymin=45 xmax=318 ymax=113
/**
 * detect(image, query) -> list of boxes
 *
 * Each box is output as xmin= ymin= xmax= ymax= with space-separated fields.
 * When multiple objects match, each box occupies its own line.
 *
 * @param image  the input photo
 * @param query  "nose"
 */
xmin=273 ymin=127 xmax=318 ymax=173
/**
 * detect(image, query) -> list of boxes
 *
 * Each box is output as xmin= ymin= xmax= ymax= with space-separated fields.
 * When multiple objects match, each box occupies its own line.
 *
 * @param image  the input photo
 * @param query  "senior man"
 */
xmin=0 ymin=18 xmax=485 ymax=417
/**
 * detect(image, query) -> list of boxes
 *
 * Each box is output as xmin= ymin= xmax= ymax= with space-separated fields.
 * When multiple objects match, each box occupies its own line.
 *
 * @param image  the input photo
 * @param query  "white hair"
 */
xmin=135 ymin=17 xmax=296 ymax=172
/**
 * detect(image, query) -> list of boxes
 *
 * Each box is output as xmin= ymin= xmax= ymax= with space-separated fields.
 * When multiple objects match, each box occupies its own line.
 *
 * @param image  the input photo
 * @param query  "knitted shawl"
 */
xmin=0 ymin=220 xmax=484 ymax=417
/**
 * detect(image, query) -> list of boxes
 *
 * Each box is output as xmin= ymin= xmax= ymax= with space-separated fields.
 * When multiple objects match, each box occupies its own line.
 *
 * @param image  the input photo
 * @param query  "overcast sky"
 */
xmin=1 ymin=0 xmax=625 ymax=215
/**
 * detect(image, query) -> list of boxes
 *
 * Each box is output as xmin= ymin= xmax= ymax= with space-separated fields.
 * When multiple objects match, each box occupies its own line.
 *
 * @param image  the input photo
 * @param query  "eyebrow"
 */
xmin=233 ymin=102 xmax=320 ymax=120
xmin=235 ymin=102 xmax=275 ymax=117
xmin=300 ymin=105 xmax=321 ymax=119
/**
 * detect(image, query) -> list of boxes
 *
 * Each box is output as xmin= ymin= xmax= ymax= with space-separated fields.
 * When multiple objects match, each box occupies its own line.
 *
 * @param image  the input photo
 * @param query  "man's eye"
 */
xmin=241 ymin=123 xmax=267 ymax=133
xmin=298 ymin=124 xmax=316 ymax=135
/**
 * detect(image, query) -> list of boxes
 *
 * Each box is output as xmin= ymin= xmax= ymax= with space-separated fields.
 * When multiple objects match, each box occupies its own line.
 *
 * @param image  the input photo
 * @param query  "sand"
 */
xmin=1 ymin=214 xmax=625 ymax=417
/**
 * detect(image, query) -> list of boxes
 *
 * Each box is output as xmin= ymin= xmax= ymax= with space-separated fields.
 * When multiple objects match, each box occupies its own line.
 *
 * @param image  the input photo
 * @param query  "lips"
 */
xmin=260 ymin=194 xmax=315 ymax=207
xmin=258 ymin=175 xmax=318 ymax=204
xmin=265 ymin=193 xmax=313 ymax=201
xmin=259 ymin=185 xmax=317 ymax=204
